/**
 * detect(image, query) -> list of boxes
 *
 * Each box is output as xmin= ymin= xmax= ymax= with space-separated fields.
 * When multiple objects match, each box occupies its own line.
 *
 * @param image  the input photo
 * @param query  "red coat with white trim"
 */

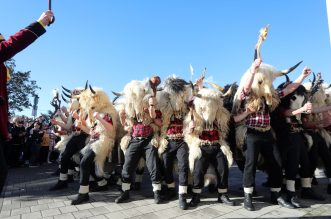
xmin=0 ymin=22 xmax=45 ymax=140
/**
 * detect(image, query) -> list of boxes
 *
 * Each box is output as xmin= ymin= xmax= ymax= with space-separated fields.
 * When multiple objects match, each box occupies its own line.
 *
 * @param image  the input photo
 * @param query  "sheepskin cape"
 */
xmin=183 ymin=88 xmax=233 ymax=172
xmin=79 ymin=88 xmax=118 ymax=177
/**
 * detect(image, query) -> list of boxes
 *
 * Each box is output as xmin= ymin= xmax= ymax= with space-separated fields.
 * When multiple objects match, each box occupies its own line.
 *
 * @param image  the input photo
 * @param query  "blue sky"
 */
xmin=1 ymin=0 xmax=331 ymax=116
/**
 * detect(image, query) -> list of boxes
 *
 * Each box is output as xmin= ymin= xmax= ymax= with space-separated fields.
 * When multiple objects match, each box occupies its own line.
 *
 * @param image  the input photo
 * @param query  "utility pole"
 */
xmin=32 ymin=95 xmax=39 ymax=119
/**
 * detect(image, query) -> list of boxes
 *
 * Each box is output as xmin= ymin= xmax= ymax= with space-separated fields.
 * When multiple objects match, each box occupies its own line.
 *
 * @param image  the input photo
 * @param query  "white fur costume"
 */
xmin=183 ymin=88 xmax=233 ymax=172
xmin=79 ymin=88 xmax=118 ymax=177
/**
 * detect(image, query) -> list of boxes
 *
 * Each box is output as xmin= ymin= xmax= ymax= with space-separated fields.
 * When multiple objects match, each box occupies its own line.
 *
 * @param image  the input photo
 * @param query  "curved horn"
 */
xmin=112 ymin=96 xmax=120 ymax=103
xmin=61 ymin=95 xmax=69 ymax=103
xmin=189 ymin=81 xmax=194 ymax=90
xmin=285 ymin=74 xmax=290 ymax=83
xmin=61 ymin=86 xmax=72 ymax=94
xmin=62 ymin=91 xmax=72 ymax=99
xmin=277 ymin=61 xmax=303 ymax=76
xmin=112 ymin=91 xmax=123 ymax=97
xmin=89 ymin=85 xmax=96 ymax=94
xmin=221 ymin=83 xmax=236 ymax=98
xmin=85 ymin=80 xmax=88 ymax=90
xmin=311 ymin=72 xmax=316 ymax=86
xmin=62 ymin=88 xmax=71 ymax=96
xmin=207 ymin=82 xmax=224 ymax=92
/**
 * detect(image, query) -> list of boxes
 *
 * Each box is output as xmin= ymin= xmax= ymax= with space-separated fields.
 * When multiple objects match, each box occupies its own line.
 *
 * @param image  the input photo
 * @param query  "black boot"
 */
xmin=287 ymin=191 xmax=302 ymax=208
xmin=166 ymin=188 xmax=177 ymax=200
xmin=154 ymin=190 xmax=162 ymax=204
xmin=327 ymin=184 xmax=331 ymax=195
xmin=71 ymin=193 xmax=89 ymax=205
xmin=301 ymin=188 xmax=325 ymax=201
xmin=189 ymin=193 xmax=200 ymax=207
xmin=217 ymin=193 xmax=235 ymax=206
xmin=49 ymin=180 xmax=68 ymax=191
xmin=244 ymin=193 xmax=254 ymax=211
xmin=67 ymin=174 xmax=74 ymax=183
xmin=270 ymin=192 xmax=295 ymax=209
xmin=179 ymin=194 xmax=188 ymax=210
xmin=115 ymin=190 xmax=130 ymax=203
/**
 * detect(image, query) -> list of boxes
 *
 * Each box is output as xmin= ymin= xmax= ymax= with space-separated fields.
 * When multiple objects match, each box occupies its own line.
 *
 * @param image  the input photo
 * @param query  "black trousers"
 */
xmin=243 ymin=129 xmax=282 ymax=189
xmin=29 ymin=142 xmax=40 ymax=165
xmin=193 ymin=144 xmax=228 ymax=190
xmin=309 ymin=132 xmax=331 ymax=178
xmin=162 ymin=139 xmax=188 ymax=186
xmin=0 ymin=140 xmax=8 ymax=194
xmin=80 ymin=148 xmax=102 ymax=186
xmin=60 ymin=133 xmax=88 ymax=175
xmin=8 ymin=144 xmax=23 ymax=167
xmin=122 ymin=137 xmax=161 ymax=184
xmin=39 ymin=147 xmax=49 ymax=164
xmin=23 ymin=142 xmax=30 ymax=162
xmin=283 ymin=132 xmax=311 ymax=180
xmin=68 ymin=159 xmax=78 ymax=171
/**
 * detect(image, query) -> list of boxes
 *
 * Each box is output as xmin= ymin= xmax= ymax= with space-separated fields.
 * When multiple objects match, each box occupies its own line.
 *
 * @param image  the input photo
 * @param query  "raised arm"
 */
xmin=281 ymin=67 xmax=311 ymax=97
xmin=242 ymin=58 xmax=262 ymax=95
xmin=282 ymin=102 xmax=312 ymax=117
xmin=0 ymin=11 xmax=53 ymax=62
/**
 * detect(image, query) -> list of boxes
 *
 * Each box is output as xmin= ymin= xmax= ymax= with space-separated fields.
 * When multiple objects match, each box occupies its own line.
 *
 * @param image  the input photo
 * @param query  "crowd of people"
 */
xmin=1 ymin=9 xmax=331 ymax=215
xmin=3 ymin=116 xmax=59 ymax=168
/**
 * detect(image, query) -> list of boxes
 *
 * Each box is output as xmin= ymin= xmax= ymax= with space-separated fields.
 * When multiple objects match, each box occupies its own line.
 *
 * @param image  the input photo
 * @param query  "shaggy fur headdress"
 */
xmin=79 ymin=87 xmax=118 ymax=176
xmin=233 ymin=62 xmax=301 ymax=114
xmin=157 ymin=76 xmax=192 ymax=155
xmin=183 ymin=88 xmax=233 ymax=171
xmin=119 ymin=78 xmax=161 ymax=153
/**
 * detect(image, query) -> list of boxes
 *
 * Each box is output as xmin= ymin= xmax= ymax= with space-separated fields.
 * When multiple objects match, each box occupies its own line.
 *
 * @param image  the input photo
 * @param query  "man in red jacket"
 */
xmin=0 ymin=10 xmax=54 ymax=194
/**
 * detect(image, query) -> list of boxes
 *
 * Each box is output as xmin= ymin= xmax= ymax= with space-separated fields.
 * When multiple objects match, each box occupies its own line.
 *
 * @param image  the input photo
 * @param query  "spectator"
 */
xmin=27 ymin=122 xmax=43 ymax=167
xmin=48 ymin=127 xmax=59 ymax=163
xmin=9 ymin=117 xmax=26 ymax=167
xmin=39 ymin=126 xmax=51 ymax=165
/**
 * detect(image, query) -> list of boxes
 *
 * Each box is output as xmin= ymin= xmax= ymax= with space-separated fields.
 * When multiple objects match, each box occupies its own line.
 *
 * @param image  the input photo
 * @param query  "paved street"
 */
xmin=1 ymin=164 xmax=331 ymax=219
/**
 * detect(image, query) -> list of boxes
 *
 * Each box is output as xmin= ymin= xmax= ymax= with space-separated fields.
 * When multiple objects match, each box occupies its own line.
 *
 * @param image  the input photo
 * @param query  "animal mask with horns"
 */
xmin=115 ymin=76 xmax=161 ymax=119
xmin=233 ymin=25 xmax=302 ymax=113
xmin=160 ymin=76 xmax=192 ymax=114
